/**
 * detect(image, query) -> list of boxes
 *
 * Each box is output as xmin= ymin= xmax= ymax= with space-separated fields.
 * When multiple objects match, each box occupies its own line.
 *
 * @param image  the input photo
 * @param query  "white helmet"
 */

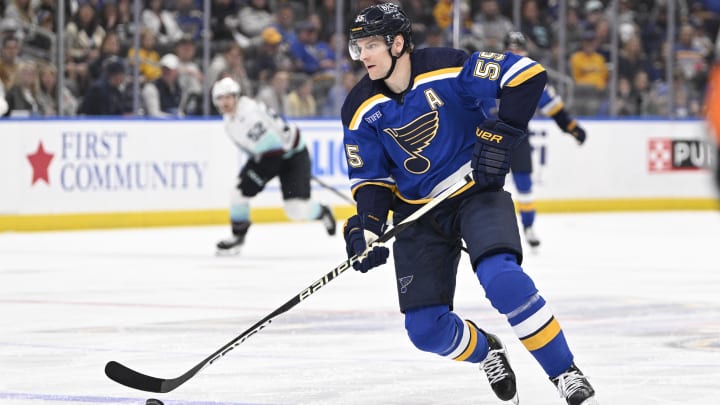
xmin=212 ymin=77 xmax=241 ymax=106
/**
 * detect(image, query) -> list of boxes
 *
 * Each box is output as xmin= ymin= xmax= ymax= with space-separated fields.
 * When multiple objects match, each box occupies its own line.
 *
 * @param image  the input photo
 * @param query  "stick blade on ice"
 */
xmin=105 ymin=361 xmax=174 ymax=393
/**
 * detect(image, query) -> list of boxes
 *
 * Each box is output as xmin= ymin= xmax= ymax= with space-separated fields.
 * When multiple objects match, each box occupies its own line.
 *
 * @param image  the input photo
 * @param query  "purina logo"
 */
xmin=648 ymin=138 xmax=713 ymax=172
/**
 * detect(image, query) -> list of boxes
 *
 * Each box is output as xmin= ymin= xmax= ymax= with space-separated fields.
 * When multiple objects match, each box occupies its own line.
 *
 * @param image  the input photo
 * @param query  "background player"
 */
xmin=212 ymin=77 xmax=336 ymax=254
xmin=341 ymin=4 xmax=597 ymax=404
xmin=503 ymin=31 xmax=587 ymax=248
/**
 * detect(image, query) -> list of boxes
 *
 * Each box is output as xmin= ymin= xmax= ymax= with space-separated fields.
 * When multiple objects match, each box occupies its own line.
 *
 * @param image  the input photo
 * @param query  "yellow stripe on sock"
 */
xmin=454 ymin=321 xmax=478 ymax=361
xmin=521 ymin=317 xmax=561 ymax=351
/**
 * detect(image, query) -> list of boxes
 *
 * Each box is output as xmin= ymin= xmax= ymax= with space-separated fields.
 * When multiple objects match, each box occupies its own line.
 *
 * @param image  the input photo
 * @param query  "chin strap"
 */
xmin=381 ymin=46 xmax=407 ymax=80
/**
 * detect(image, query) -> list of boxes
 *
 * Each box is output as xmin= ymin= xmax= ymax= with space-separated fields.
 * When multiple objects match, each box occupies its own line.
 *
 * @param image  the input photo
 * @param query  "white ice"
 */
xmin=1 ymin=211 xmax=719 ymax=405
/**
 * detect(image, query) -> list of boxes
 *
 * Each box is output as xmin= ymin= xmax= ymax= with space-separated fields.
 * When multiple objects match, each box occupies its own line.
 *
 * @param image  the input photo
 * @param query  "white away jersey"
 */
xmin=223 ymin=96 xmax=301 ymax=158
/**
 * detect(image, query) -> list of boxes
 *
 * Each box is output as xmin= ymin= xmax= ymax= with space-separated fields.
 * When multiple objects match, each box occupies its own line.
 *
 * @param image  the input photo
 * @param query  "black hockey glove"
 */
xmin=343 ymin=214 xmax=389 ymax=273
xmin=238 ymin=155 xmax=282 ymax=197
xmin=472 ymin=119 xmax=527 ymax=190
xmin=568 ymin=125 xmax=586 ymax=145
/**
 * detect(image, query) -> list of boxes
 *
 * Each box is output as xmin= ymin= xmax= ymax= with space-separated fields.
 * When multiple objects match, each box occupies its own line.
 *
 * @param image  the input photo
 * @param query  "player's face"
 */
xmin=215 ymin=94 xmax=237 ymax=114
xmin=351 ymin=36 xmax=391 ymax=80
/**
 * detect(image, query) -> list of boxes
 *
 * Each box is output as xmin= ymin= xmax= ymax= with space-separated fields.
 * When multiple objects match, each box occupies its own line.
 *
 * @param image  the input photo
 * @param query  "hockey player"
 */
xmin=503 ymin=31 xmax=587 ymax=248
xmin=341 ymin=4 xmax=596 ymax=405
xmin=212 ymin=77 xmax=336 ymax=254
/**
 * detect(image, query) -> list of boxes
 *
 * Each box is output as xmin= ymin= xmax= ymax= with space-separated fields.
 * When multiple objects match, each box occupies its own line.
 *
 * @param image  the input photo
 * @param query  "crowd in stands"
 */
xmin=0 ymin=0 xmax=717 ymax=118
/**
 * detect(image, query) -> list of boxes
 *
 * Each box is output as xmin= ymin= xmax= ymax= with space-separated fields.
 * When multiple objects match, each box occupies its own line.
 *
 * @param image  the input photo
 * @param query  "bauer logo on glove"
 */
xmin=475 ymin=129 xmax=504 ymax=144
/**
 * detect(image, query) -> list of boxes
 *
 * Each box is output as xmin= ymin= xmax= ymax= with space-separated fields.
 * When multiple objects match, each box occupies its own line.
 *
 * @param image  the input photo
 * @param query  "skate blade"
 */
xmin=215 ymin=246 xmax=242 ymax=256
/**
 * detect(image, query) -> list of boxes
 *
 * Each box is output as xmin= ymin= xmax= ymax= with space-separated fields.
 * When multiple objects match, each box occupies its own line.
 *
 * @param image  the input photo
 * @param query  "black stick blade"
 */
xmin=105 ymin=361 xmax=168 ymax=393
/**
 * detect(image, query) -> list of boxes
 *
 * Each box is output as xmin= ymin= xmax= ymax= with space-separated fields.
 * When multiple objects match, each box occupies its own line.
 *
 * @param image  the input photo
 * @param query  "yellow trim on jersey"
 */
xmin=454 ymin=321 xmax=478 ymax=362
xmin=413 ymin=67 xmax=463 ymax=86
xmin=350 ymin=181 xmax=397 ymax=198
xmin=506 ymin=64 xmax=546 ymax=87
xmin=545 ymin=101 xmax=564 ymax=117
xmin=393 ymin=180 xmax=476 ymax=204
xmin=521 ymin=317 xmax=561 ymax=351
xmin=348 ymin=94 xmax=390 ymax=130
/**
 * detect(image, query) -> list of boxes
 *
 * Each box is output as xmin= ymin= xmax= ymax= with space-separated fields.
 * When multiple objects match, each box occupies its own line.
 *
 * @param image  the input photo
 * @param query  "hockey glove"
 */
xmin=568 ymin=125 xmax=586 ymax=145
xmin=472 ymin=119 xmax=527 ymax=190
xmin=237 ymin=155 xmax=282 ymax=197
xmin=343 ymin=214 xmax=389 ymax=273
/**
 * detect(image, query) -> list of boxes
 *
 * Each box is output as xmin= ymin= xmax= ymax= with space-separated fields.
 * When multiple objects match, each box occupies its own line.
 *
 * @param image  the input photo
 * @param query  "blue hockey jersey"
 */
xmin=341 ymin=47 xmax=546 ymax=204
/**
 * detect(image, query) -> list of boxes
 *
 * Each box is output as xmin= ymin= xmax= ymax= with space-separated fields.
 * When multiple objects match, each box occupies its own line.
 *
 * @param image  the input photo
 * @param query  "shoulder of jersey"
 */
xmin=340 ymin=47 xmax=469 ymax=126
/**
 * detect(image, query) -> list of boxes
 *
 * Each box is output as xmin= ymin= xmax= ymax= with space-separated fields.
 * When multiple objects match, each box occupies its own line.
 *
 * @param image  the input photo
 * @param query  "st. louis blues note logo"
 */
xmin=383 ymin=111 xmax=439 ymax=174
xmin=398 ymin=275 xmax=414 ymax=294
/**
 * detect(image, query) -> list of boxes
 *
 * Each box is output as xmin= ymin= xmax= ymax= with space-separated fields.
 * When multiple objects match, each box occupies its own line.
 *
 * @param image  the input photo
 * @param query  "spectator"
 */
xmin=289 ymin=20 xmax=335 ymax=76
xmin=3 ymin=60 xmax=39 ymax=117
xmin=211 ymin=0 xmax=240 ymax=42
xmin=99 ymin=0 xmax=132 ymax=44
xmin=175 ymin=0 xmax=204 ymax=41
xmin=255 ymin=68 xmax=290 ymax=117
xmin=321 ymin=70 xmax=358 ymax=118
xmin=142 ymin=53 xmax=183 ymax=118
xmin=231 ymin=0 xmax=273 ymax=39
xmin=65 ymin=3 xmax=105 ymax=65
xmin=432 ymin=0 xmax=453 ymax=29
xmin=286 ymin=74 xmax=316 ymax=117
xmin=24 ymin=8 xmax=55 ymax=57
xmin=675 ymin=23 xmax=710 ymax=97
xmin=208 ymin=41 xmax=254 ymax=96
xmin=174 ymin=36 xmax=203 ymax=115
xmin=400 ymin=0 xmax=435 ymax=44
xmin=316 ymin=0 xmax=339 ymax=43
xmin=88 ymin=31 xmax=123 ymax=82
xmin=471 ymin=0 xmax=513 ymax=53
xmin=416 ymin=24 xmax=446 ymax=49
xmin=617 ymin=34 xmax=650 ymax=83
xmin=65 ymin=2 xmax=105 ymax=96
xmin=569 ymin=30 xmax=608 ymax=115
xmin=78 ymin=59 xmax=129 ymax=116
xmin=142 ymin=0 xmax=184 ymax=47
xmin=127 ymin=28 xmax=161 ymax=83
xmin=630 ymin=70 xmax=667 ymax=116
xmin=552 ymin=6 xmax=584 ymax=55
xmin=0 ymin=36 xmax=20 ymax=90
xmin=36 ymin=62 xmax=78 ymax=116
xmin=271 ymin=3 xmax=297 ymax=46
xmin=570 ymin=30 xmax=608 ymax=91
xmin=3 ymin=0 xmax=34 ymax=28
xmin=520 ymin=0 xmax=553 ymax=63
xmin=247 ymin=26 xmax=292 ymax=82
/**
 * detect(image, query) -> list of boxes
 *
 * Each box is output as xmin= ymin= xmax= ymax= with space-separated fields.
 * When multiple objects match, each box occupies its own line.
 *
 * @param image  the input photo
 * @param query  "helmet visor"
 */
xmin=348 ymin=36 xmax=390 ymax=61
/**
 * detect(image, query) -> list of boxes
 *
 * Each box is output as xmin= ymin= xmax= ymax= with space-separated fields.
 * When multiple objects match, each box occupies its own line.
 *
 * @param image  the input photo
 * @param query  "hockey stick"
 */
xmin=105 ymin=173 xmax=473 ymax=393
xmin=311 ymin=175 xmax=355 ymax=205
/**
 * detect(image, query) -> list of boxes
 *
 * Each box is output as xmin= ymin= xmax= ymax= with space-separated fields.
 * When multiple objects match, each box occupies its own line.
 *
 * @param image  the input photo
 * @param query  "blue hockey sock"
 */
xmin=507 ymin=294 xmax=574 ymax=378
xmin=405 ymin=305 xmax=489 ymax=363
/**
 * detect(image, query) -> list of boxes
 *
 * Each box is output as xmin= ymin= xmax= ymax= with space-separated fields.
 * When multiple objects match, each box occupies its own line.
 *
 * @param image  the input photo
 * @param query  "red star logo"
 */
xmin=27 ymin=141 xmax=54 ymax=185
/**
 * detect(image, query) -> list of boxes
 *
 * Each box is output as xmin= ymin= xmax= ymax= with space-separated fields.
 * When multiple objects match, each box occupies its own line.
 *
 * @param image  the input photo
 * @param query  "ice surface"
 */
xmin=1 ymin=211 xmax=719 ymax=404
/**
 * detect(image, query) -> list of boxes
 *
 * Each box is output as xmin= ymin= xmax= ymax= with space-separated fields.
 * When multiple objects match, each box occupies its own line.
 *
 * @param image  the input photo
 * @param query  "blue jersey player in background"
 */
xmin=340 ymin=4 xmax=597 ymax=405
xmin=503 ymin=31 xmax=587 ymax=248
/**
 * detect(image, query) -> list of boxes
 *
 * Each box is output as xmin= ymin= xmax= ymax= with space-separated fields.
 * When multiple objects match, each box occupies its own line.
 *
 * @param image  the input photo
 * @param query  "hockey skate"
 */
xmin=524 ymin=226 xmax=541 ymax=248
xmin=216 ymin=221 xmax=250 ymax=255
xmin=319 ymin=205 xmax=337 ymax=236
xmin=473 ymin=323 xmax=519 ymax=404
xmin=216 ymin=234 xmax=245 ymax=255
xmin=552 ymin=363 xmax=598 ymax=405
